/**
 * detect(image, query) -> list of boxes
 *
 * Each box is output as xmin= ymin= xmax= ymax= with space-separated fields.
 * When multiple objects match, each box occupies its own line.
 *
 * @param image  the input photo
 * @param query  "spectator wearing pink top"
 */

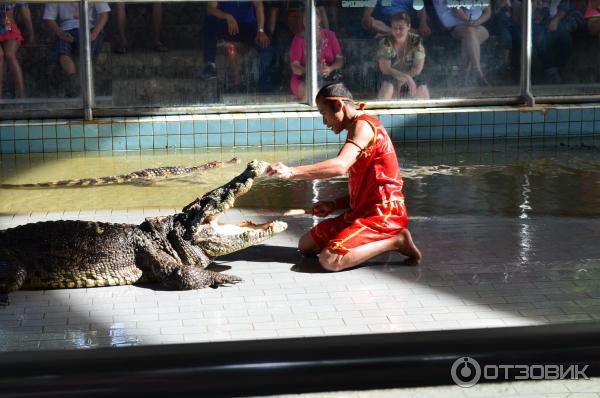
xmin=289 ymin=10 xmax=344 ymax=100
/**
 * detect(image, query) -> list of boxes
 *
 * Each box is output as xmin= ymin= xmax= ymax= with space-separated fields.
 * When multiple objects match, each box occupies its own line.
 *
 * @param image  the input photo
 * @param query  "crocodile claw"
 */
xmin=210 ymin=271 xmax=242 ymax=286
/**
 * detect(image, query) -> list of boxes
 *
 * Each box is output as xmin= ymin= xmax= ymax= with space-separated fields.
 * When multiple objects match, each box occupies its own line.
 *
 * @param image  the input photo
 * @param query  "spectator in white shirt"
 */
xmin=43 ymin=2 xmax=110 ymax=96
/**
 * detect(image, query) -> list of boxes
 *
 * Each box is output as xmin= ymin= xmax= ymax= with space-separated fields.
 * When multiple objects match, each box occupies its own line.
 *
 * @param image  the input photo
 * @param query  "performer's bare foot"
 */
xmin=396 ymin=229 xmax=422 ymax=265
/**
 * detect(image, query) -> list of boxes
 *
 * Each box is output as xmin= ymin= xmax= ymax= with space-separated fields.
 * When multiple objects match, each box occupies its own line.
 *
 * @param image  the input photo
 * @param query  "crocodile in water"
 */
xmin=0 ymin=157 xmax=240 ymax=188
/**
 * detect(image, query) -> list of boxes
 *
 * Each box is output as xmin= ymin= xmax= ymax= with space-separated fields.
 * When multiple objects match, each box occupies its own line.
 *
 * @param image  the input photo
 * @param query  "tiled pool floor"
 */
xmin=1 ymin=208 xmax=599 ymax=351
xmin=256 ymin=378 xmax=600 ymax=398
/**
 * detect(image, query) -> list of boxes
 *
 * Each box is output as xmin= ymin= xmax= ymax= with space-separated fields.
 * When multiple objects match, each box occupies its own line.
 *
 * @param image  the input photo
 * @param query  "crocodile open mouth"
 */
xmin=188 ymin=160 xmax=288 ymax=257
xmin=194 ymin=215 xmax=288 ymax=258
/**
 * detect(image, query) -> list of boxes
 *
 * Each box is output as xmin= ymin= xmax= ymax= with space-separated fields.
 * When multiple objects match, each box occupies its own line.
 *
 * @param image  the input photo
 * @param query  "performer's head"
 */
xmin=316 ymin=83 xmax=363 ymax=134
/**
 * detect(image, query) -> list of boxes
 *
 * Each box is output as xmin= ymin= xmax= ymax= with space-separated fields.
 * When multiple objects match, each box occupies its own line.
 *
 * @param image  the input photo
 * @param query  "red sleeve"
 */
xmin=289 ymin=34 xmax=305 ymax=65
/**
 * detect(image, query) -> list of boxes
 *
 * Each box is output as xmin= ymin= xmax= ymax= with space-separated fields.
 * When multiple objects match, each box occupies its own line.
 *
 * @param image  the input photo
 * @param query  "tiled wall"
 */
xmin=1 ymin=105 xmax=599 ymax=154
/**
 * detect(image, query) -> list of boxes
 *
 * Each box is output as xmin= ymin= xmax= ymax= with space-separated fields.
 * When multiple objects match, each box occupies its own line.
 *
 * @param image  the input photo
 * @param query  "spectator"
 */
xmin=199 ymin=1 xmax=274 ymax=93
xmin=289 ymin=9 xmax=344 ymax=100
xmin=433 ymin=0 xmax=492 ymax=86
xmin=43 ymin=2 xmax=110 ymax=97
xmin=493 ymin=0 xmax=522 ymax=72
xmin=363 ymin=0 xmax=432 ymax=39
xmin=532 ymin=0 xmax=585 ymax=83
xmin=113 ymin=3 xmax=167 ymax=54
xmin=377 ymin=12 xmax=429 ymax=99
xmin=0 ymin=3 xmax=25 ymax=98
xmin=584 ymin=0 xmax=599 ymax=39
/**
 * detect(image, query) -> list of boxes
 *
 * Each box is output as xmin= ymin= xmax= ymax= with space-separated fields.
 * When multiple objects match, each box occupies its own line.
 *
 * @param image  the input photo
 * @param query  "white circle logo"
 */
xmin=451 ymin=356 xmax=481 ymax=387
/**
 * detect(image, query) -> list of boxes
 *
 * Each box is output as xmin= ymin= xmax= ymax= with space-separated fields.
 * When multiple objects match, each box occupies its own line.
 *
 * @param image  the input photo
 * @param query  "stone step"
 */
xmin=97 ymin=49 xmax=204 ymax=80
xmin=110 ymin=78 xmax=218 ymax=107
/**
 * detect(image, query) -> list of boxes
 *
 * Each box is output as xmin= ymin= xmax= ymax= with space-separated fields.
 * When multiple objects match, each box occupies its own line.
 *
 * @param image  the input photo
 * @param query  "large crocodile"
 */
xmin=0 ymin=157 xmax=240 ymax=188
xmin=0 ymin=160 xmax=287 ymax=304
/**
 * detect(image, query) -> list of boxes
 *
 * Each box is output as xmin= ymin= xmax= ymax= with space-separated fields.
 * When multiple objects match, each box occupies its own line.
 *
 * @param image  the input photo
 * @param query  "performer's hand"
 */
xmin=266 ymin=162 xmax=294 ymax=179
xmin=310 ymin=200 xmax=336 ymax=217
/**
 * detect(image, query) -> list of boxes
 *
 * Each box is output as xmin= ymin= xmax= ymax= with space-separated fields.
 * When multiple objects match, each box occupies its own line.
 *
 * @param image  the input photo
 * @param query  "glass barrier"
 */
xmin=321 ymin=0 xmax=522 ymax=102
xmin=531 ymin=0 xmax=600 ymax=97
xmin=92 ymin=0 xmax=306 ymax=108
xmin=94 ymin=0 xmax=527 ymax=108
xmin=1 ymin=2 xmax=86 ymax=113
xmin=1 ymin=0 xmax=599 ymax=116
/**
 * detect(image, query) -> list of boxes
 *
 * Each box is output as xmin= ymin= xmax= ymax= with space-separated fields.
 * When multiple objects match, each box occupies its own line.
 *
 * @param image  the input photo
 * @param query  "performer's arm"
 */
xmin=267 ymin=120 xmax=374 ymax=180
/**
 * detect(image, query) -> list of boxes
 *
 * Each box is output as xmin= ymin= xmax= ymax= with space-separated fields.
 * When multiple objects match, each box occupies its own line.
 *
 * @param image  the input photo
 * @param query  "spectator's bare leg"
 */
xmin=452 ymin=25 xmax=489 ymax=85
xmin=59 ymin=54 xmax=77 ymax=76
xmin=473 ymin=26 xmax=490 ymax=84
xmin=416 ymin=84 xmax=429 ymax=99
xmin=295 ymin=81 xmax=306 ymax=101
xmin=114 ymin=3 xmax=128 ymax=52
xmin=454 ymin=27 xmax=471 ymax=83
xmin=152 ymin=3 xmax=167 ymax=51
xmin=0 ymin=45 xmax=4 ymax=99
xmin=3 ymin=40 xmax=25 ymax=98
xmin=377 ymin=81 xmax=394 ymax=100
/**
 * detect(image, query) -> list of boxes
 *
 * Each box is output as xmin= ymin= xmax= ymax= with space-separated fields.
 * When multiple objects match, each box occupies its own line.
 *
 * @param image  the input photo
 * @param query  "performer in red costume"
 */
xmin=266 ymin=82 xmax=421 ymax=272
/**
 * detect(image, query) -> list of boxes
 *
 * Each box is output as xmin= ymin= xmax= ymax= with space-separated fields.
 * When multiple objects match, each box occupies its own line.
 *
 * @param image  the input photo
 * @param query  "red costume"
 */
xmin=310 ymin=113 xmax=408 ymax=255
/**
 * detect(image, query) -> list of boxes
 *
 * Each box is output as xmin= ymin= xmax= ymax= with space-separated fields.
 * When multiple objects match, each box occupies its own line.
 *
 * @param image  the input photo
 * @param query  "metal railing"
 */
xmin=1 ymin=323 xmax=599 ymax=397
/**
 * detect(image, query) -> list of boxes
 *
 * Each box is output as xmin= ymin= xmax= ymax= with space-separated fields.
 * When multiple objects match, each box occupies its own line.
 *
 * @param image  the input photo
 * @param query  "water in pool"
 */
xmin=0 ymin=138 xmax=598 ymax=218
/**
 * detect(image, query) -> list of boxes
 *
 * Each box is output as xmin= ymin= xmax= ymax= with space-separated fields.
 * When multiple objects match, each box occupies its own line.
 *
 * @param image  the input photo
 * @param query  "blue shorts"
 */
xmin=55 ymin=28 xmax=104 ymax=59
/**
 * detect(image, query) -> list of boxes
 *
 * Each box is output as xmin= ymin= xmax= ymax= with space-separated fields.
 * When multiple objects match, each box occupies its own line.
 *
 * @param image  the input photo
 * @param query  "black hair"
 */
xmin=315 ymin=82 xmax=354 ymax=105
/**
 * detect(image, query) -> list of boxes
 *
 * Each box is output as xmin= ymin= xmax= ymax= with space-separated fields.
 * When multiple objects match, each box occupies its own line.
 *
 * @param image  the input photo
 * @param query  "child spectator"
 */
xmin=377 ymin=11 xmax=429 ymax=99
xmin=289 ymin=9 xmax=344 ymax=100
xmin=0 ymin=3 xmax=25 ymax=98
xmin=43 ymin=2 xmax=110 ymax=97
xmin=113 ymin=2 xmax=167 ymax=54
xmin=433 ymin=0 xmax=492 ymax=86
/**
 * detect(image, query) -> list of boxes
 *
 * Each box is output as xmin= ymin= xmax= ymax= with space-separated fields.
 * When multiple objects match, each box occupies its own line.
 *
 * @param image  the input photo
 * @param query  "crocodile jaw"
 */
xmin=193 ymin=219 xmax=288 ymax=257
xmin=183 ymin=160 xmax=270 ymax=233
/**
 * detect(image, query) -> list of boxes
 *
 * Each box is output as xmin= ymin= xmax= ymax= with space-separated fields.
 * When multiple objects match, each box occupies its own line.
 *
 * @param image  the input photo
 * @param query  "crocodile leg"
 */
xmin=0 ymin=257 xmax=27 ymax=306
xmin=137 ymin=245 xmax=241 ymax=290
xmin=165 ymin=266 xmax=242 ymax=289
xmin=168 ymin=228 xmax=211 ymax=268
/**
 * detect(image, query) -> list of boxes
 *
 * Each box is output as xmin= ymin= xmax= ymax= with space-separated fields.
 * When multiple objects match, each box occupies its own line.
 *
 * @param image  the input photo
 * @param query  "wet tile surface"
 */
xmin=1 ymin=208 xmax=599 ymax=351
xmin=254 ymin=378 xmax=600 ymax=397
